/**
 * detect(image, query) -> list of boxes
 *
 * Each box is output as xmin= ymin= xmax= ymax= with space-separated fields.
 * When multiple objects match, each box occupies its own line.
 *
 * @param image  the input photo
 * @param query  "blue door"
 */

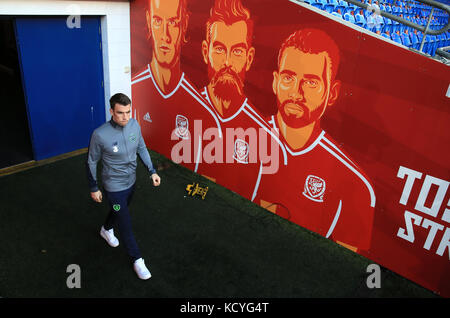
xmin=15 ymin=17 xmax=105 ymax=160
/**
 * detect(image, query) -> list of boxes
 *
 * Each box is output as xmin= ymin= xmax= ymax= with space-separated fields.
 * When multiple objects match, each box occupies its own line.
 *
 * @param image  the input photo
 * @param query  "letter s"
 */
xmin=397 ymin=211 xmax=422 ymax=243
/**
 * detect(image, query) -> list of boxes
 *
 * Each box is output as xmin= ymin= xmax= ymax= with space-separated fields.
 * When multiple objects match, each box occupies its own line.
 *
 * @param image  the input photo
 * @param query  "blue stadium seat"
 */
xmin=409 ymin=32 xmax=419 ymax=47
xmin=311 ymin=0 xmax=326 ymax=9
xmin=441 ymin=33 xmax=446 ymax=46
xmin=386 ymin=23 xmax=394 ymax=34
xmin=415 ymin=32 xmax=423 ymax=50
xmin=328 ymin=0 xmax=339 ymax=9
xmin=423 ymin=35 xmax=430 ymax=54
xmin=335 ymin=4 xmax=346 ymax=14
xmin=392 ymin=24 xmax=401 ymax=34
xmin=324 ymin=4 xmax=335 ymax=13
xmin=436 ymin=33 xmax=445 ymax=48
xmin=344 ymin=6 xmax=354 ymax=15
xmin=317 ymin=0 xmax=327 ymax=8
xmin=312 ymin=2 xmax=323 ymax=10
xmin=430 ymin=35 xmax=438 ymax=56
xmin=331 ymin=11 xmax=343 ymax=19
xmin=355 ymin=12 xmax=366 ymax=25
xmin=348 ymin=4 xmax=358 ymax=13
xmin=344 ymin=12 xmax=356 ymax=23
xmin=391 ymin=32 xmax=403 ymax=45
xmin=385 ymin=4 xmax=394 ymax=13
xmin=364 ymin=10 xmax=373 ymax=19
xmin=401 ymin=32 xmax=412 ymax=47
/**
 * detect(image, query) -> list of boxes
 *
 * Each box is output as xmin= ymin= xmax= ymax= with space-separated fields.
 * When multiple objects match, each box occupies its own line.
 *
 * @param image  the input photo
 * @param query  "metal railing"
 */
xmin=436 ymin=45 xmax=450 ymax=58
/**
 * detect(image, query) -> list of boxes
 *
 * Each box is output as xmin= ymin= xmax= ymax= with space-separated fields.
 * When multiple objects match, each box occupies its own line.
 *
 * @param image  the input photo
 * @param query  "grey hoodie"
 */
xmin=86 ymin=118 xmax=156 ymax=192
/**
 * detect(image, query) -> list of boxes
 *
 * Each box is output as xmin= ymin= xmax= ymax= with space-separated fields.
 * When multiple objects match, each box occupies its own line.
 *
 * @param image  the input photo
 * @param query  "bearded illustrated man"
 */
xmin=196 ymin=0 xmax=287 ymax=200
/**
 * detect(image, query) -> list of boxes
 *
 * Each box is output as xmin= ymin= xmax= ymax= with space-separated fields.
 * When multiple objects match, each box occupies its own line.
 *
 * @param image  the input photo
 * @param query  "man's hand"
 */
xmin=91 ymin=190 xmax=103 ymax=203
xmin=151 ymin=173 xmax=161 ymax=186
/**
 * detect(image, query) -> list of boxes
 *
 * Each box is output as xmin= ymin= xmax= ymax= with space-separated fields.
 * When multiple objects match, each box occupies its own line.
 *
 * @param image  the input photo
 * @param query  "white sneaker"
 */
xmin=100 ymin=226 xmax=119 ymax=247
xmin=133 ymin=258 xmax=151 ymax=280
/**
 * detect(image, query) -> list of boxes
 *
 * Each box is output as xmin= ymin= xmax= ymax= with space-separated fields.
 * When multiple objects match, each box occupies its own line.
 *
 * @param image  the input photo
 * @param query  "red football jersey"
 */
xmin=196 ymin=87 xmax=287 ymax=200
xmin=131 ymin=65 xmax=222 ymax=172
xmin=253 ymin=115 xmax=376 ymax=250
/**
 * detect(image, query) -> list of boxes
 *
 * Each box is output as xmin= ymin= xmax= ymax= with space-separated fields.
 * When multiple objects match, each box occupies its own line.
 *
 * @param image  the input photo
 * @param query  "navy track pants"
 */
xmin=103 ymin=183 xmax=142 ymax=263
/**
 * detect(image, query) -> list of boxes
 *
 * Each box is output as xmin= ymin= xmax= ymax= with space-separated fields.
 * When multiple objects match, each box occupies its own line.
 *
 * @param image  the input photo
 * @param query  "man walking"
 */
xmin=86 ymin=93 xmax=161 ymax=280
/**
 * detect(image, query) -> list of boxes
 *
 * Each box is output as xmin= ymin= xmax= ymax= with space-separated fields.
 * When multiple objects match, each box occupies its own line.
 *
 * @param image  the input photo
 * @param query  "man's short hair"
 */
xmin=147 ymin=0 xmax=190 ymax=44
xmin=109 ymin=93 xmax=131 ymax=109
xmin=277 ymin=28 xmax=340 ymax=81
xmin=205 ymin=0 xmax=254 ymax=47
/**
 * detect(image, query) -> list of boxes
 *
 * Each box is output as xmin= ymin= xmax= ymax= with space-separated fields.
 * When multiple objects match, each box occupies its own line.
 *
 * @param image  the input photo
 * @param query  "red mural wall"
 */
xmin=130 ymin=0 xmax=450 ymax=296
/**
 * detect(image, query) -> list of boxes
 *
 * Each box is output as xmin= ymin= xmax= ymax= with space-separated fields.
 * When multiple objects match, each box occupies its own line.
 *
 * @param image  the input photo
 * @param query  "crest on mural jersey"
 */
xmin=175 ymin=115 xmax=189 ymax=139
xmin=302 ymin=175 xmax=326 ymax=202
xmin=233 ymin=139 xmax=249 ymax=164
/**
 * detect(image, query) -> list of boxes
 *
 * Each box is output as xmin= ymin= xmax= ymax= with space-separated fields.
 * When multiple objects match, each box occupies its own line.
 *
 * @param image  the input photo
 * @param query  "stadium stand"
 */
xmin=303 ymin=0 xmax=449 ymax=56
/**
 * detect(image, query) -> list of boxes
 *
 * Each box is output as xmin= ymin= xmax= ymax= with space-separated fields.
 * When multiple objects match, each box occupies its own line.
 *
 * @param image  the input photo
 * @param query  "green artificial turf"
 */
xmin=0 ymin=150 xmax=439 ymax=298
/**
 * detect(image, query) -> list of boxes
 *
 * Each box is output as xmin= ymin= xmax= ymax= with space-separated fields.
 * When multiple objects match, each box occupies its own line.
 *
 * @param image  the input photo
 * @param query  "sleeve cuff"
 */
xmin=90 ymin=186 xmax=99 ymax=192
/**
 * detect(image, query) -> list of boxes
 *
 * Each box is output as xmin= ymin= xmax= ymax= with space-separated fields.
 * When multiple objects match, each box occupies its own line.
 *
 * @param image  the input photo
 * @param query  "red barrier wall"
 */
xmin=130 ymin=0 xmax=450 ymax=296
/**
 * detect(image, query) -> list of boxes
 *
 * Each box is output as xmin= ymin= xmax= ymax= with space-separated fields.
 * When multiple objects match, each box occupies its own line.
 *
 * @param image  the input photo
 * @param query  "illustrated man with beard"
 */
xmin=131 ymin=0 xmax=221 ymax=172
xmin=196 ymin=0 xmax=287 ymax=200
xmin=253 ymin=29 xmax=376 ymax=252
